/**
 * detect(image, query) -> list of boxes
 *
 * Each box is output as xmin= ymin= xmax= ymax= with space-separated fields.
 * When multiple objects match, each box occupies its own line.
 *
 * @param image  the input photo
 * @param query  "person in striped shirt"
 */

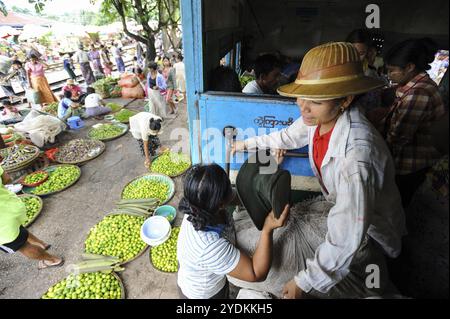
xmin=380 ymin=38 xmax=446 ymax=207
xmin=176 ymin=164 xmax=289 ymax=299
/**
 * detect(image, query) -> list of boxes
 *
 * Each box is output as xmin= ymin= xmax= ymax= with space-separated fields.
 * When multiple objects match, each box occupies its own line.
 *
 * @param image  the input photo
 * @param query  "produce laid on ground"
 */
xmin=42 ymin=102 xmax=58 ymax=116
xmin=85 ymin=214 xmax=147 ymax=262
xmin=0 ymin=144 xmax=39 ymax=171
xmin=54 ymin=139 xmax=105 ymax=164
xmin=122 ymin=177 xmax=171 ymax=203
xmin=150 ymin=226 xmax=180 ymax=272
xmin=106 ymin=102 xmax=122 ymax=113
xmin=41 ymin=271 xmax=123 ymax=299
xmin=92 ymin=77 xmax=121 ymax=99
xmin=88 ymin=123 xmax=127 ymax=141
xmin=21 ymin=171 xmax=48 ymax=186
xmin=30 ymin=165 xmax=80 ymax=195
xmin=113 ymin=109 xmax=137 ymax=123
xmin=20 ymin=195 xmax=43 ymax=227
xmin=150 ymin=152 xmax=191 ymax=177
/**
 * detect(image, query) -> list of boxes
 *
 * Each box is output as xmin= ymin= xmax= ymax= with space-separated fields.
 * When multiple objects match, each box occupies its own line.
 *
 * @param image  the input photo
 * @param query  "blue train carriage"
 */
xmin=179 ymin=0 xmax=449 ymax=195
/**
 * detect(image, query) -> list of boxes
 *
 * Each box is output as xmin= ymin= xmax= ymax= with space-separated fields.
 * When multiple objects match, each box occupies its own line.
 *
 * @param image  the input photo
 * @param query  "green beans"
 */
xmin=106 ymin=102 xmax=122 ymax=113
xmin=122 ymin=179 xmax=170 ymax=202
xmin=20 ymin=196 xmax=41 ymax=226
xmin=41 ymin=272 xmax=122 ymax=299
xmin=150 ymin=152 xmax=191 ymax=177
xmin=31 ymin=166 xmax=79 ymax=195
xmin=151 ymin=227 xmax=180 ymax=272
xmin=85 ymin=214 xmax=147 ymax=262
xmin=88 ymin=124 xmax=124 ymax=140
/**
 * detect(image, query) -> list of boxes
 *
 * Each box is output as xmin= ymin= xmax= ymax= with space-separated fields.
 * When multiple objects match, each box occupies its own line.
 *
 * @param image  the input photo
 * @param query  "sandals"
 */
xmin=38 ymin=258 xmax=64 ymax=270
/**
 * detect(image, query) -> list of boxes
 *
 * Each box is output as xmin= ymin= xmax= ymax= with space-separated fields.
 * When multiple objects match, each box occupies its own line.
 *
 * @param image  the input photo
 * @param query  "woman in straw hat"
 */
xmin=232 ymin=42 xmax=407 ymax=298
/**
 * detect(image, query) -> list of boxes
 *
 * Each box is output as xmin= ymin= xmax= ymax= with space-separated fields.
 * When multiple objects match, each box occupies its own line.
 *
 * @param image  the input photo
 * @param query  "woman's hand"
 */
xmin=231 ymin=140 xmax=246 ymax=155
xmin=282 ymin=279 xmax=304 ymax=299
xmin=262 ymin=204 xmax=290 ymax=232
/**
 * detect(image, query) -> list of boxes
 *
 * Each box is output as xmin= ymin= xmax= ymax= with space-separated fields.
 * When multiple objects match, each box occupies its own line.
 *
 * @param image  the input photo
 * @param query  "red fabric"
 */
xmin=313 ymin=125 xmax=335 ymax=176
xmin=45 ymin=148 xmax=59 ymax=162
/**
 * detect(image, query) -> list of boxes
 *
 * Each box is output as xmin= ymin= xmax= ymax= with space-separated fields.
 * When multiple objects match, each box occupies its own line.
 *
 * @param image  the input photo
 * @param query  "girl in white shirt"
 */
xmin=177 ymin=164 xmax=289 ymax=299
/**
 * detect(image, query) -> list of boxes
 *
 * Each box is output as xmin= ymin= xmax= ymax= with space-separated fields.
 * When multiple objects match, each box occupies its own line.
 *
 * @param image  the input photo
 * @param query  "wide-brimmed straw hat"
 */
xmin=66 ymin=79 xmax=75 ymax=85
xmin=278 ymin=42 xmax=385 ymax=100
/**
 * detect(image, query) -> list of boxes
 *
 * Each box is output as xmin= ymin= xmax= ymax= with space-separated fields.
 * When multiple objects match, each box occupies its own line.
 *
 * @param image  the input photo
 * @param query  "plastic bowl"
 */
xmin=140 ymin=216 xmax=171 ymax=246
xmin=154 ymin=205 xmax=177 ymax=225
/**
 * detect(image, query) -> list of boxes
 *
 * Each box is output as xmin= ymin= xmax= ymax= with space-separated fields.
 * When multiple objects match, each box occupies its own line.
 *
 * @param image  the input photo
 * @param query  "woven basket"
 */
xmin=22 ymin=165 xmax=81 ymax=197
xmin=18 ymin=194 xmax=44 ymax=228
xmin=120 ymin=173 xmax=175 ymax=205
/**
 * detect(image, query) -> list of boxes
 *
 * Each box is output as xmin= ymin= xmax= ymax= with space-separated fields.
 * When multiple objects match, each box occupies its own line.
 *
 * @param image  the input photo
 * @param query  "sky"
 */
xmin=4 ymin=0 xmax=102 ymax=15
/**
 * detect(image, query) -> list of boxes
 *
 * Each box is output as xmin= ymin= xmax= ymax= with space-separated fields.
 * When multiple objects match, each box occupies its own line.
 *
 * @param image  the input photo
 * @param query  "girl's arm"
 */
xmin=228 ymin=205 xmax=290 ymax=282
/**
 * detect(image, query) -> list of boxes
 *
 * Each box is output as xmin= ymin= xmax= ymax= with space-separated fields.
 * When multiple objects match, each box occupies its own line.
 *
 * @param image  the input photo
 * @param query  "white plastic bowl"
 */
xmin=140 ymin=216 xmax=171 ymax=246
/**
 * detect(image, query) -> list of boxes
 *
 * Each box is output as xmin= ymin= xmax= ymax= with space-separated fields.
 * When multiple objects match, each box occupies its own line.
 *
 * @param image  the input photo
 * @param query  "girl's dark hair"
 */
xmin=149 ymin=62 xmax=158 ymax=71
xmin=209 ymin=66 xmax=242 ymax=92
xmin=149 ymin=118 xmax=162 ymax=131
xmin=12 ymin=60 xmax=22 ymax=67
xmin=30 ymin=54 xmax=38 ymax=60
xmin=179 ymin=164 xmax=233 ymax=231
xmin=86 ymin=87 xmax=95 ymax=95
xmin=384 ymin=38 xmax=438 ymax=72
xmin=63 ymin=90 xmax=72 ymax=99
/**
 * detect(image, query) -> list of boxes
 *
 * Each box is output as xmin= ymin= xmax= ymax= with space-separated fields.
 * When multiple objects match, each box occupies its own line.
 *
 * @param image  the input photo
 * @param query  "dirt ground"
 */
xmin=0 ymin=98 xmax=190 ymax=299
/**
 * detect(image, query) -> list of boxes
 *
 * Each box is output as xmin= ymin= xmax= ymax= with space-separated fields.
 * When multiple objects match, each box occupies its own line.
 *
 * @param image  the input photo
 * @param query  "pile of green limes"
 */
xmin=41 ymin=272 xmax=122 ymax=299
xmin=122 ymin=178 xmax=170 ymax=203
xmin=85 ymin=214 xmax=147 ymax=262
xmin=21 ymin=196 xmax=41 ymax=226
xmin=150 ymin=226 xmax=180 ymax=272
xmin=23 ymin=171 xmax=47 ymax=185
xmin=31 ymin=166 xmax=79 ymax=195
xmin=150 ymin=152 xmax=191 ymax=177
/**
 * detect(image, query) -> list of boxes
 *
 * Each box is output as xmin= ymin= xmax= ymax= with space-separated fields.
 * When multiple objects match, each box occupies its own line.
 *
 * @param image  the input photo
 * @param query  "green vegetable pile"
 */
xmin=113 ymin=109 xmax=137 ymax=123
xmin=41 ymin=272 xmax=122 ymax=299
xmin=88 ymin=124 xmax=124 ymax=140
xmin=122 ymin=178 xmax=170 ymax=203
xmin=85 ymin=214 xmax=147 ymax=262
xmin=42 ymin=102 xmax=58 ymax=116
xmin=21 ymin=196 xmax=41 ymax=226
xmin=106 ymin=102 xmax=122 ymax=113
xmin=23 ymin=171 xmax=47 ymax=184
xmin=239 ymin=75 xmax=255 ymax=88
xmin=150 ymin=152 xmax=191 ymax=177
xmin=150 ymin=226 xmax=180 ymax=272
xmin=31 ymin=166 xmax=79 ymax=195
xmin=92 ymin=77 xmax=120 ymax=98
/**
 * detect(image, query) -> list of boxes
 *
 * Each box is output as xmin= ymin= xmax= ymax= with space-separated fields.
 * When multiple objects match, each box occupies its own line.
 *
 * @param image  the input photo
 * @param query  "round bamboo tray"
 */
xmin=87 ymin=123 xmax=128 ymax=142
xmin=120 ymin=173 xmax=175 ymax=205
xmin=149 ymin=152 xmax=192 ymax=178
xmin=0 ymin=145 xmax=40 ymax=173
xmin=83 ymin=214 xmax=149 ymax=265
xmin=22 ymin=165 xmax=81 ymax=197
xmin=54 ymin=139 xmax=106 ymax=165
xmin=18 ymin=194 xmax=44 ymax=228
xmin=19 ymin=170 xmax=49 ymax=187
